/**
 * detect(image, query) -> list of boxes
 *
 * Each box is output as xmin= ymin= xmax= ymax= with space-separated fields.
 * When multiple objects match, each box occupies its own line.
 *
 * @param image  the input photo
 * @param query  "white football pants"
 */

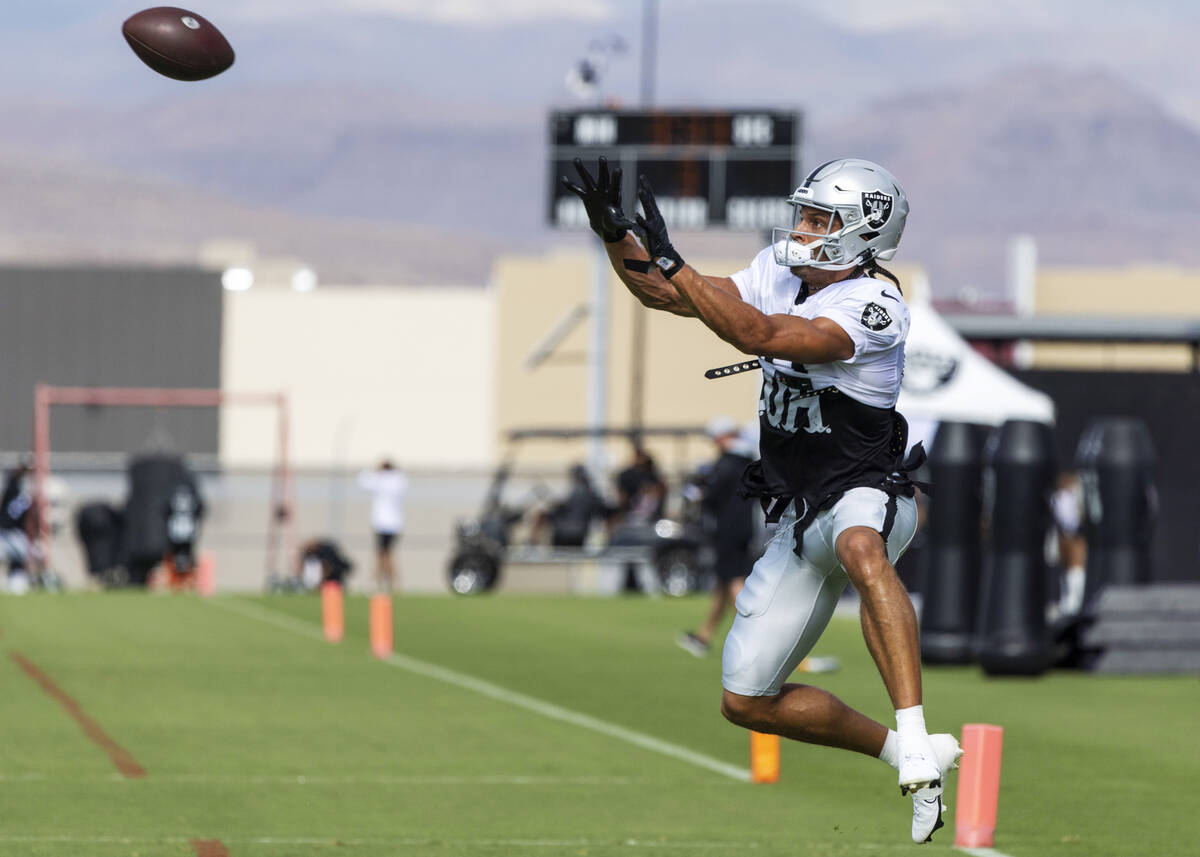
xmin=721 ymin=487 xmax=917 ymax=696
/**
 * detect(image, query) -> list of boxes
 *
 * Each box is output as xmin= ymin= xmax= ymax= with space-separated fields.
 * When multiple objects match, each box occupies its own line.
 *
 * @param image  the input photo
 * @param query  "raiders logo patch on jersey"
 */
xmin=861 ymin=191 xmax=894 ymax=229
xmin=861 ymin=302 xmax=893 ymax=331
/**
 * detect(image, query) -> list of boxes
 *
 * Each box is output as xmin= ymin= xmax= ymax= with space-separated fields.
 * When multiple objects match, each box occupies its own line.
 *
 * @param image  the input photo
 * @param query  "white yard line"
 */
xmin=0 ymin=773 xmax=639 ymax=785
xmin=0 ymin=835 xmax=756 ymax=849
xmin=210 ymin=597 xmax=751 ymax=783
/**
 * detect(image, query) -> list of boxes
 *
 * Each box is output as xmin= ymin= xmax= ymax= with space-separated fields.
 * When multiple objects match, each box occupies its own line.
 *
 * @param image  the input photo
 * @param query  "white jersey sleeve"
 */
xmin=729 ymin=246 xmax=779 ymax=312
xmin=816 ymin=281 xmax=908 ymax=365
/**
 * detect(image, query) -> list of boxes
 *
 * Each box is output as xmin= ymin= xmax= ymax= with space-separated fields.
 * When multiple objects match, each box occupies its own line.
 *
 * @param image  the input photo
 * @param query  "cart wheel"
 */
xmin=448 ymin=550 xmax=500 ymax=595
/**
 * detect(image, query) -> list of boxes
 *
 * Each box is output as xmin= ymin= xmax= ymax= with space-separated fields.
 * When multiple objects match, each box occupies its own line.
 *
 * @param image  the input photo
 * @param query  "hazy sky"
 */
xmin=5 ymin=0 xmax=1200 ymax=130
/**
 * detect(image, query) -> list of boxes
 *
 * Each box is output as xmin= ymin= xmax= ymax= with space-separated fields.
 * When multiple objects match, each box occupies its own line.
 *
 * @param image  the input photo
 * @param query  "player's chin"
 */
xmin=790 ymin=264 xmax=826 ymax=283
xmin=792 ymin=264 xmax=843 ymax=286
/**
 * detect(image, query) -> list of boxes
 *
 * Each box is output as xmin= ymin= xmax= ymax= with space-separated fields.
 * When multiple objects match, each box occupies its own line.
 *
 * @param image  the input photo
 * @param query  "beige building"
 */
xmin=492 ymin=248 xmax=757 ymax=469
xmin=493 ymin=248 xmax=932 ymax=469
xmin=221 ymin=285 xmax=495 ymax=469
xmin=1032 ymin=265 xmax=1200 ymax=371
xmin=218 ymin=250 xmax=935 ymax=472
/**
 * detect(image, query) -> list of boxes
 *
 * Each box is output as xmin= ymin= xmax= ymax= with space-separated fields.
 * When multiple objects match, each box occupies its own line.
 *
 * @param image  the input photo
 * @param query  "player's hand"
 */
xmin=560 ymin=156 xmax=631 ymax=243
xmin=635 ymin=175 xmax=685 ymax=279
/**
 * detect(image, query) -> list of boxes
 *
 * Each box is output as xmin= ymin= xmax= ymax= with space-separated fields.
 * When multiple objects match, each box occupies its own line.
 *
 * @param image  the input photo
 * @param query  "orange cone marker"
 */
xmin=196 ymin=552 xmax=216 ymax=598
xmin=750 ymin=731 xmax=780 ymax=783
xmin=321 ymin=581 xmax=344 ymax=643
xmin=369 ymin=593 xmax=393 ymax=658
xmin=955 ymin=723 xmax=1004 ymax=847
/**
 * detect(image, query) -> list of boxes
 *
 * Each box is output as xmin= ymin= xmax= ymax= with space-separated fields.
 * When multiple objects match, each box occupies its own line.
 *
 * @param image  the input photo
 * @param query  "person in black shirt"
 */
xmin=677 ymin=418 xmax=756 ymax=656
xmin=611 ymin=447 xmax=666 ymax=592
xmin=544 ymin=464 xmax=609 ymax=547
xmin=0 ymin=464 xmax=33 ymax=593
xmin=162 ymin=474 xmax=205 ymax=586
xmin=296 ymin=538 xmax=353 ymax=589
xmin=613 ymin=447 xmax=665 ymax=525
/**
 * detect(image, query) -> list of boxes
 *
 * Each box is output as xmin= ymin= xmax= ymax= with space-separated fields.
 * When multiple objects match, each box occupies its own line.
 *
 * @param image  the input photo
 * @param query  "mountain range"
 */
xmin=2 ymin=64 xmax=1199 ymax=293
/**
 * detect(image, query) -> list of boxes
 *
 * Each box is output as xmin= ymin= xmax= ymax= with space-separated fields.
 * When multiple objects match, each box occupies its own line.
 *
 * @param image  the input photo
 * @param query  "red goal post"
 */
xmin=32 ymin=384 xmax=295 ymax=581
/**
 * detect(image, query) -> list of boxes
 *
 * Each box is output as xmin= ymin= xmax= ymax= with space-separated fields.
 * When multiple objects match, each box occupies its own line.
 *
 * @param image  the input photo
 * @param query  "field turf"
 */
xmin=0 ymin=592 xmax=1195 ymax=856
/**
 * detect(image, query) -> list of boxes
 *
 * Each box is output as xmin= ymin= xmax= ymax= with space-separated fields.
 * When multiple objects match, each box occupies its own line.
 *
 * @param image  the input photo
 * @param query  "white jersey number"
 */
xmin=761 ymin=370 xmax=831 ymax=435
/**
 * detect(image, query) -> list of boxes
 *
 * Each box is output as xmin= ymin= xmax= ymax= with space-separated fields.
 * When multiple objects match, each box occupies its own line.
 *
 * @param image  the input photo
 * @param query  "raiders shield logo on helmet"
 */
xmin=861 ymin=302 xmax=893 ymax=331
xmin=861 ymin=191 xmax=894 ymax=229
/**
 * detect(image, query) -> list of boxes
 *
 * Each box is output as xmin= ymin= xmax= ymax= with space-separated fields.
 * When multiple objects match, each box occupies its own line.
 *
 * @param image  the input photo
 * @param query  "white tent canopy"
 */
xmin=898 ymin=296 xmax=1055 ymax=435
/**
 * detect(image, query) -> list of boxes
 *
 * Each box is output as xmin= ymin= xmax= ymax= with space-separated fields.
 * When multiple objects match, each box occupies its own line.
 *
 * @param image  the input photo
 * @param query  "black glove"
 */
xmin=560 ymin=156 xmax=630 ymax=243
xmin=635 ymin=175 xmax=685 ymax=279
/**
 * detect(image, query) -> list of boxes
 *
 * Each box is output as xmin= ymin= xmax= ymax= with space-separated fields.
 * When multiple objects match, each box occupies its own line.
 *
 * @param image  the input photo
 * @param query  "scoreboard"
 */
xmin=548 ymin=108 xmax=803 ymax=231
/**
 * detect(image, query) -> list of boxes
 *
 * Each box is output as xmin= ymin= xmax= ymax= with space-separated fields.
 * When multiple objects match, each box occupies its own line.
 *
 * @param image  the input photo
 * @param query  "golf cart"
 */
xmin=447 ymin=426 xmax=712 ymax=595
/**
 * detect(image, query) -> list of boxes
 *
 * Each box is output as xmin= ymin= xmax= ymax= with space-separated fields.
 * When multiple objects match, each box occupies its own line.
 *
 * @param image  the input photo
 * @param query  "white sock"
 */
xmin=1062 ymin=566 xmax=1086 ymax=614
xmin=896 ymin=704 xmax=926 ymax=733
xmin=896 ymin=705 xmax=930 ymax=757
xmin=878 ymin=729 xmax=901 ymax=768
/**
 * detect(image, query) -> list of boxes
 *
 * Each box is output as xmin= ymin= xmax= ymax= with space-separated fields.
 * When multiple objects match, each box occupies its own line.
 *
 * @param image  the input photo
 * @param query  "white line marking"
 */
xmin=211 ymin=597 xmax=752 ymax=783
xmin=0 ymin=773 xmax=639 ymax=786
xmin=957 ymin=848 xmax=1016 ymax=857
xmin=0 ymin=835 xmax=757 ymax=849
xmin=213 ymin=597 xmax=328 ymax=641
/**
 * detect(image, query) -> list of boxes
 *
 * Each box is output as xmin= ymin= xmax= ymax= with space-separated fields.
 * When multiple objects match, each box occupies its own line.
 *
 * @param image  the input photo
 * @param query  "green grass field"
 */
xmin=0 ymin=592 xmax=1195 ymax=857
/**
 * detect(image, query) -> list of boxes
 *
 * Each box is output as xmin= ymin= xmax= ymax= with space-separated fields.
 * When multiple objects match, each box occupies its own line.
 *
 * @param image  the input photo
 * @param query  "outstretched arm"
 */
xmin=670 ymin=266 xmax=853 ymax=363
xmin=602 ymin=235 xmax=741 ymax=317
xmin=561 ymin=157 xmax=738 ymax=317
xmin=631 ymin=176 xmax=854 ymax=364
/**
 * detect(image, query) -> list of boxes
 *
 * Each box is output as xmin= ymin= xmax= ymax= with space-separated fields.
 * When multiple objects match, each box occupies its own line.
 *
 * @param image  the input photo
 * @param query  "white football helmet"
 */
xmin=772 ymin=158 xmax=909 ymax=270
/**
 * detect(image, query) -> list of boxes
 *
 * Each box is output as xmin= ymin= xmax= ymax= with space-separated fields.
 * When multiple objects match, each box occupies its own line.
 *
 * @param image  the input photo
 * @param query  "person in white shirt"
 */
xmin=358 ymin=459 xmax=407 ymax=592
xmin=564 ymin=156 xmax=960 ymax=844
xmin=1051 ymin=471 xmax=1087 ymax=617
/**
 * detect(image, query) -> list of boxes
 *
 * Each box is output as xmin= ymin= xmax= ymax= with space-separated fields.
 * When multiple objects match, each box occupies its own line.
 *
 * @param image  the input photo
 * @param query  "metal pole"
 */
xmin=279 ymin=394 xmax=295 ymax=581
xmin=32 ymin=384 xmax=52 ymax=576
xmin=640 ymin=0 xmax=657 ymax=106
xmin=631 ymin=0 xmax=658 ymax=438
xmin=329 ymin=416 xmax=354 ymax=541
xmin=588 ymin=242 xmax=610 ymax=477
xmin=630 ymin=311 xmax=646 ymax=438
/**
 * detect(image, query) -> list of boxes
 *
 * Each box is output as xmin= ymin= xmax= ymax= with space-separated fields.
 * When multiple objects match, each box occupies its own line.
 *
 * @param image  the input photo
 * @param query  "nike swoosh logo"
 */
xmin=880 ymin=290 xmax=899 ymax=302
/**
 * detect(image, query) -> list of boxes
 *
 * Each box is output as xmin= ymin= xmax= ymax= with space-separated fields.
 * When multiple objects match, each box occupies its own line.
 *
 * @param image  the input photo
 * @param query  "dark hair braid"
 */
xmin=861 ymin=257 xmax=902 ymax=293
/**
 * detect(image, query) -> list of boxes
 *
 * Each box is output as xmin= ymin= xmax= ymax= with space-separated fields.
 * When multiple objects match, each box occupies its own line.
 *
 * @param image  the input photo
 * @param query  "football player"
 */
xmin=563 ymin=157 xmax=962 ymax=843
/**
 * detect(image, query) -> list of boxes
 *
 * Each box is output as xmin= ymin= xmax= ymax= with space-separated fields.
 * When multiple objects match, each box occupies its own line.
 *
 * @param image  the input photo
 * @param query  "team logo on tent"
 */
xmin=861 ymin=191 xmax=893 ymax=229
xmin=901 ymin=349 xmax=960 ymax=393
xmin=861 ymin=302 xmax=893 ymax=331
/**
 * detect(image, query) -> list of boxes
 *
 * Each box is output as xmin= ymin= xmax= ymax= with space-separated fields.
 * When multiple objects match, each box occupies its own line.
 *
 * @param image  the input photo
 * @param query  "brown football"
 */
xmin=122 ymin=7 xmax=235 ymax=81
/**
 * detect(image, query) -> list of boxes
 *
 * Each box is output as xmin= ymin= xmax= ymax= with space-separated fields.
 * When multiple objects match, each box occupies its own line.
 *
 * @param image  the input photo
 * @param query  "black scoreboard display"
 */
xmin=548 ymin=108 xmax=803 ymax=231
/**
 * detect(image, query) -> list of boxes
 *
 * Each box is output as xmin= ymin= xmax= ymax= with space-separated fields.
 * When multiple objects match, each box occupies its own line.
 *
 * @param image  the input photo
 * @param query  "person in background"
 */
xmin=1051 ymin=471 xmax=1087 ymax=618
xmin=535 ymin=463 xmax=610 ymax=547
xmin=611 ymin=446 xmax=667 ymax=592
xmin=358 ymin=459 xmax=407 ymax=592
xmin=678 ymin=417 xmax=757 ymax=657
xmin=613 ymin=446 xmax=666 ymax=526
xmin=297 ymin=538 xmax=354 ymax=590
xmin=162 ymin=471 xmax=206 ymax=589
xmin=0 ymin=463 xmax=33 ymax=594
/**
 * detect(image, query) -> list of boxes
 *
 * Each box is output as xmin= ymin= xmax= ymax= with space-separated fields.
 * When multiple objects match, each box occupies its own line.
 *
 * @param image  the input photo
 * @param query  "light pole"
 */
xmin=629 ymin=0 xmax=657 ymax=442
